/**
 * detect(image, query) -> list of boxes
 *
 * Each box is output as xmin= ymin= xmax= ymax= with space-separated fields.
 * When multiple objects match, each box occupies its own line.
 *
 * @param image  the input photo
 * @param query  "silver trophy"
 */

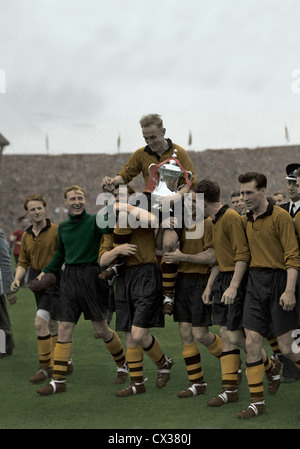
xmin=148 ymin=149 xmax=192 ymax=209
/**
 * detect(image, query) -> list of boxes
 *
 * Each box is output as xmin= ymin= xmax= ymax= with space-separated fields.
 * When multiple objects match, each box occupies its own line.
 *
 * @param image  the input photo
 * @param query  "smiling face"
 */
xmin=142 ymin=124 xmax=166 ymax=154
xmin=65 ymin=189 xmax=86 ymax=216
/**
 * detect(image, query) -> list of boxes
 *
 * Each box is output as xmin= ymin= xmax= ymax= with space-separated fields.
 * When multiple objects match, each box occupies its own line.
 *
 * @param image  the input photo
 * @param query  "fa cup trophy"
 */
xmin=147 ymin=149 xmax=193 ymax=209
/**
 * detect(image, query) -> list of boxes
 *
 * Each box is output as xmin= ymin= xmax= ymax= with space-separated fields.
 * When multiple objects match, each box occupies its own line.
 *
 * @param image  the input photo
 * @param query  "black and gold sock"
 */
xmin=220 ymin=349 xmax=240 ymax=390
xmin=37 ymin=334 xmax=52 ymax=369
xmin=126 ymin=345 xmax=144 ymax=383
xmin=246 ymin=359 xmax=265 ymax=403
xmin=143 ymin=335 xmax=166 ymax=368
xmin=105 ymin=331 xmax=126 ymax=368
xmin=161 ymin=258 xmax=178 ymax=299
xmin=264 ymin=356 xmax=273 ymax=374
xmin=182 ymin=341 xmax=204 ymax=384
xmin=53 ymin=341 xmax=73 ymax=382
xmin=50 ymin=334 xmax=58 ymax=367
xmin=207 ymin=334 xmax=223 ymax=358
xmin=267 ymin=336 xmax=281 ymax=357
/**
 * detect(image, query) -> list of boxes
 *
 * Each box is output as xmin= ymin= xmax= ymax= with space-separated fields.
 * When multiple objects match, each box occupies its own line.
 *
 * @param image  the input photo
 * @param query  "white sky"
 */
xmin=1 ymin=0 xmax=300 ymax=155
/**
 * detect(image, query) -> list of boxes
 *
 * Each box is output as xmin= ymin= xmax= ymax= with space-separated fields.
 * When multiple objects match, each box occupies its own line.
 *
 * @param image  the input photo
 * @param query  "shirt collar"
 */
xmin=143 ymin=138 xmax=173 ymax=161
xmin=68 ymin=209 xmax=87 ymax=222
xmin=290 ymin=199 xmax=300 ymax=211
xmin=26 ymin=218 xmax=51 ymax=237
xmin=212 ymin=204 xmax=229 ymax=224
xmin=246 ymin=201 xmax=274 ymax=222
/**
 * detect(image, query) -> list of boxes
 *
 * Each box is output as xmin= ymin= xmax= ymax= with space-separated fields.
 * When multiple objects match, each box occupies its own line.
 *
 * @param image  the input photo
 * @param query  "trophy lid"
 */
xmin=158 ymin=149 xmax=183 ymax=174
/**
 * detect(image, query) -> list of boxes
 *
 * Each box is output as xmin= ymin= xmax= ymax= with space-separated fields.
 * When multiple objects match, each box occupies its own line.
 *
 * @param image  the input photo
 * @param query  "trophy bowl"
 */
xmin=148 ymin=150 xmax=192 ymax=209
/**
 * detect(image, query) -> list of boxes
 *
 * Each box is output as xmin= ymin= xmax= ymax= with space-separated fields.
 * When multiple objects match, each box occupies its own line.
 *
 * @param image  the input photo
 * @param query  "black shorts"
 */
xmin=57 ymin=264 xmax=110 ymax=323
xmin=115 ymin=264 xmax=164 ymax=331
xmin=242 ymin=269 xmax=300 ymax=337
xmin=173 ymin=272 xmax=212 ymax=327
xmin=30 ymin=269 xmax=61 ymax=321
xmin=212 ymin=271 xmax=247 ymax=331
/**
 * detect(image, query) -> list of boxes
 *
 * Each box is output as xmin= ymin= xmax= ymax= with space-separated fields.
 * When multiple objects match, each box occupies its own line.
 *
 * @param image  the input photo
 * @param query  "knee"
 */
xmin=278 ymin=333 xmax=298 ymax=360
xmin=34 ymin=314 xmax=49 ymax=334
xmin=92 ymin=320 xmax=112 ymax=341
xmin=131 ymin=327 xmax=148 ymax=347
xmin=58 ymin=322 xmax=74 ymax=341
xmin=245 ymin=331 xmax=262 ymax=358
xmin=48 ymin=319 xmax=58 ymax=335
xmin=179 ymin=323 xmax=194 ymax=345
xmin=163 ymin=230 xmax=178 ymax=253
xmin=193 ymin=327 xmax=211 ymax=346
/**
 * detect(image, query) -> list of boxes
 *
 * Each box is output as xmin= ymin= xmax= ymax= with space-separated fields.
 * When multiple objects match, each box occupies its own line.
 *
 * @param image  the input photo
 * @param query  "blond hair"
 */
xmin=64 ymin=185 xmax=85 ymax=199
xmin=139 ymin=114 xmax=163 ymax=129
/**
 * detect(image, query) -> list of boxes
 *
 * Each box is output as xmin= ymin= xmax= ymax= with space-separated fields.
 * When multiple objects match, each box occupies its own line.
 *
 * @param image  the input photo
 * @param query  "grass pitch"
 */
xmin=0 ymin=287 xmax=299 ymax=430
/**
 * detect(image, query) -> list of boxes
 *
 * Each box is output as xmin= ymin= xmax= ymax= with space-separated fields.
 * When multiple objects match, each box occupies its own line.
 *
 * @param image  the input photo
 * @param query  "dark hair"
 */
xmin=194 ymin=179 xmax=220 ymax=203
xmin=231 ymin=191 xmax=240 ymax=198
xmin=238 ymin=172 xmax=267 ymax=189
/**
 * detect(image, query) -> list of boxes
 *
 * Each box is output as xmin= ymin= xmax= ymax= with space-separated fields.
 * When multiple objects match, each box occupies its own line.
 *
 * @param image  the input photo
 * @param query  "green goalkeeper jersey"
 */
xmin=44 ymin=210 xmax=110 ymax=272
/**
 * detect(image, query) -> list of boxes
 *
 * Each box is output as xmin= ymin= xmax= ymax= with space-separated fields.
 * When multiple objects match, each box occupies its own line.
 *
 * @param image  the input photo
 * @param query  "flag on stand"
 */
xmin=284 ymin=125 xmax=289 ymax=142
xmin=45 ymin=133 xmax=49 ymax=155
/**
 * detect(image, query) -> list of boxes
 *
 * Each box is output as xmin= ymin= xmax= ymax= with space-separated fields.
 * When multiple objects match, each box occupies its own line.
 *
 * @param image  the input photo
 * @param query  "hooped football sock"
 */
xmin=53 ymin=341 xmax=73 ymax=382
xmin=126 ymin=345 xmax=144 ymax=382
xmin=161 ymin=258 xmax=178 ymax=299
xmin=207 ymin=333 xmax=223 ymax=358
xmin=246 ymin=359 xmax=265 ymax=403
xmin=182 ymin=341 xmax=204 ymax=383
xmin=105 ymin=331 xmax=126 ymax=368
xmin=267 ymin=336 xmax=281 ymax=357
xmin=37 ymin=334 xmax=52 ymax=369
xmin=220 ymin=349 xmax=241 ymax=390
xmin=50 ymin=334 xmax=58 ymax=366
xmin=264 ymin=356 xmax=272 ymax=373
xmin=143 ymin=335 xmax=165 ymax=368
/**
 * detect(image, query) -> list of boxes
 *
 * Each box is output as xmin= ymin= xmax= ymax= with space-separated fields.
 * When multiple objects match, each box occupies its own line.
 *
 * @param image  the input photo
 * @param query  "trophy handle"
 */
xmin=148 ymin=163 xmax=158 ymax=186
xmin=186 ymin=170 xmax=193 ymax=181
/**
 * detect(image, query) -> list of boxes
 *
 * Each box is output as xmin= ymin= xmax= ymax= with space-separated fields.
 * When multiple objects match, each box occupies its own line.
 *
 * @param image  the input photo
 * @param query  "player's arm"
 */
xmin=10 ymin=265 xmax=27 ymax=292
xmin=279 ymin=267 xmax=298 ymax=311
xmin=221 ymin=260 xmax=247 ymax=305
xmin=202 ymin=264 xmax=219 ymax=305
xmin=101 ymin=175 xmax=125 ymax=192
xmin=164 ymin=247 xmax=216 ymax=265
xmin=99 ymin=243 xmax=138 ymax=267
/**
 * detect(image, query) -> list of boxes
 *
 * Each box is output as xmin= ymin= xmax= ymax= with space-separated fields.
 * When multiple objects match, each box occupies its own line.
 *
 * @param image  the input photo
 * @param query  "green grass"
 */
xmin=0 ymin=287 xmax=299 ymax=430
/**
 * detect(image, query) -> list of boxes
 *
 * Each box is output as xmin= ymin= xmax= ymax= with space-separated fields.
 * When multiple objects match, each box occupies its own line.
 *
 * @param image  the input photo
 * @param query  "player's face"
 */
xmin=273 ymin=194 xmax=285 ymax=205
xmin=142 ymin=125 xmax=166 ymax=153
xmin=65 ymin=189 xmax=86 ymax=215
xmin=231 ymin=195 xmax=243 ymax=213
xmin=26 ymin=201 xmax=46 ymax=225
xmin=240 ymin=180 xmax=265 ymax=212
xmin=187 ymin=192 xmax=204 ymax=221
